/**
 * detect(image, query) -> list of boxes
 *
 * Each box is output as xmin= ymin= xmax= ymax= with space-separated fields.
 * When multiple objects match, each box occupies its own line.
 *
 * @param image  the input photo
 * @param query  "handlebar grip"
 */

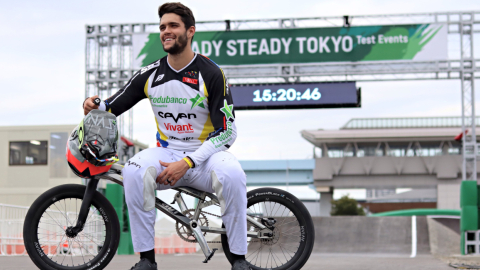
xmin=93 ymin=98 xmax=101 ymax=106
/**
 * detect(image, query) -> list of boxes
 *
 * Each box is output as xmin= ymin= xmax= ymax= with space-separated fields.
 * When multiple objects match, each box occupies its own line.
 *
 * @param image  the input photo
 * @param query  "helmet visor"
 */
xmin=82 ymin=143 xmax=118 ymax=166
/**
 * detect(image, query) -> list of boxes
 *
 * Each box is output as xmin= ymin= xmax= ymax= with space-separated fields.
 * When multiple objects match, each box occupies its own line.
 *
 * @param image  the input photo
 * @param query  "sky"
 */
xmin=1 ymin=0 xmax=479 ymax=161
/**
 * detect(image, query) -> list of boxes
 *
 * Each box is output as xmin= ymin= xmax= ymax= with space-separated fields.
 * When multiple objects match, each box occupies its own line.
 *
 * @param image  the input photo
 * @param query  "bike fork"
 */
xmin=66 ymin=178 xmax=99 ymax=237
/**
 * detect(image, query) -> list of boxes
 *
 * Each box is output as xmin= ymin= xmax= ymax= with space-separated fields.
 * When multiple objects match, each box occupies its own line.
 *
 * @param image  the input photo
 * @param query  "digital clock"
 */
xmin=230 ymin=82 xmax=360 ymax=110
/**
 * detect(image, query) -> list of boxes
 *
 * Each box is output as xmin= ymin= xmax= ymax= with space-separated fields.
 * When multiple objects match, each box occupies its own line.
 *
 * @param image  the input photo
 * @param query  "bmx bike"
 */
xmin=23 ymin=163 xmax=315 ymax=270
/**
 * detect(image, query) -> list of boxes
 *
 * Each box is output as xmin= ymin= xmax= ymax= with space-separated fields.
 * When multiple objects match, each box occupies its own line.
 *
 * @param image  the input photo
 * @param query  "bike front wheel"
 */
xmin=23 ymin=184 xmax=120 ymax=270
xmin=221 ymin=187 xmax=315 ymax=270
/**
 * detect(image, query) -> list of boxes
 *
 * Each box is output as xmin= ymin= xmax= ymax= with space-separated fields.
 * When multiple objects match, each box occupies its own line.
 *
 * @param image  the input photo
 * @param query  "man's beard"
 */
xmin=163 ymin=32 xmax=188 ymax=55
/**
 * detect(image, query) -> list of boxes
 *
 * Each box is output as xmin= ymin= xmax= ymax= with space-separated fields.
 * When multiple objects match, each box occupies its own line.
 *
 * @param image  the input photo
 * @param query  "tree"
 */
xmin=330 ymin=195 xmax=365 ymax=216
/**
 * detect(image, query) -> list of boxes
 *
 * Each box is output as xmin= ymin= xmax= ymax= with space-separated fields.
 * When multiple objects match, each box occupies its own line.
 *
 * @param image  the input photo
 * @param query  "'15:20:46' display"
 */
xmin=230 ymin=82 xmax=359 ymax=110
xmin=253 ymin=88 xmax=321 ymax=102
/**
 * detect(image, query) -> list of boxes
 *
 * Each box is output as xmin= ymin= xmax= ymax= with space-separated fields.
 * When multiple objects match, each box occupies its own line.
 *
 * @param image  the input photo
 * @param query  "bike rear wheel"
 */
xmin=23 ymin=184 xmax=120 ymax=270
xmin=221 ymin=187 xmax=315 ymax=270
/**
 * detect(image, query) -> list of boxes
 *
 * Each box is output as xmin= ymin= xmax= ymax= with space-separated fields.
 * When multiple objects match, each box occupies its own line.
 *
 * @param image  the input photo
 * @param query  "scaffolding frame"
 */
xmin=86 ymin=11 xmax=480 ymax=180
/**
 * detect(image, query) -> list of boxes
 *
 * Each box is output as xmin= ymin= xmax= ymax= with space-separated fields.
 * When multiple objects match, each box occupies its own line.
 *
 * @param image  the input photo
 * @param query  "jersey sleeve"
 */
xmin=102 ymin=61 xmax=159 ymax=116
xmin=188 ymin=67 xmax=237 ymax=166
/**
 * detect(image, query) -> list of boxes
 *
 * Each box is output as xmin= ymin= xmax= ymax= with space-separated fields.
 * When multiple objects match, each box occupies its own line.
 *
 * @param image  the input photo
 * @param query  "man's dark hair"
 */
xmin=158 ymin=2 xmax=195 ymax=38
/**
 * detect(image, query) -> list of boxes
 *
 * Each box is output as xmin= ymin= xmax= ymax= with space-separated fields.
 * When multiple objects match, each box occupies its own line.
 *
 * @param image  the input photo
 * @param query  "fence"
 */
xmin=0 ymin=203 xmax=104 ymax=256
xmin=154 ymin=232 xmax=197 ymax=254
xmin=0 ymin=204 xmax=198 ymax=256
xmin=0 ymin=204 xmax=28 ymax=255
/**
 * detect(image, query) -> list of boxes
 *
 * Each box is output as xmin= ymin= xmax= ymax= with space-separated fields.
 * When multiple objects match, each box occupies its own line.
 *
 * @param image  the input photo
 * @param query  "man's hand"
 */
xmin=83 ymin=95 xmax=100 ymax=115
xmin=156 ymin=159 xmax=190 ymax=186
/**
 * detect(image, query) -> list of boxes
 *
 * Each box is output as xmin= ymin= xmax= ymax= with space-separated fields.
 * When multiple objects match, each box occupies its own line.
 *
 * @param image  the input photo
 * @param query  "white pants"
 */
xmin=122 ymin=147 xmax=247 ymax=255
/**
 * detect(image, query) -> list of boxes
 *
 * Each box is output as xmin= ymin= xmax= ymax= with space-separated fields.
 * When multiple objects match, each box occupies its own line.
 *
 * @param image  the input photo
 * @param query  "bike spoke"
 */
xmin=67 ymin=238 xmax=74 ymax=266
xmin=244 ymin=197 xmax=307 ymax=270
xmin=52 ymin=202 xmax=73 ymax=227
xmin=278 ymin=244 xmax=290 ymax=262
xmin=43 ymin=211 xmax=67 ymax=232
xmin=271 ymin=247 xmax=284 ymax=267
xmin=79 ymin=231 xmax=105 ymax=247
xmin=73 ymin=237 xmax=98 ymax=258
xmin=35 ymin=197 xmax=107 ymax=268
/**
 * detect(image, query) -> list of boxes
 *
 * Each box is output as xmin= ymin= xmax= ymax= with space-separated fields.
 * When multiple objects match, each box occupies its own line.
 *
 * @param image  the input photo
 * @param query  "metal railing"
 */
xmin=0 ymin=204 xmax=103 ymax=256
xmin=154 ymin=232 xmax=197 ymax=254
xmin=0 ymin=204 xmax=199 ymax=256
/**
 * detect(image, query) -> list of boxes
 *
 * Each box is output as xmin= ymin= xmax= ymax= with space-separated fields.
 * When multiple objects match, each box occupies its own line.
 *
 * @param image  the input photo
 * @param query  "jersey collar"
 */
xmin=167 ymin=53 xmax=197 ymax=73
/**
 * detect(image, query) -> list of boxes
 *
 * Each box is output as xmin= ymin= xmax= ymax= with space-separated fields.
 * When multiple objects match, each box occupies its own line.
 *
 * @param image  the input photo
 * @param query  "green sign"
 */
xmin=133 ymin=24 xmax=446 ymax=68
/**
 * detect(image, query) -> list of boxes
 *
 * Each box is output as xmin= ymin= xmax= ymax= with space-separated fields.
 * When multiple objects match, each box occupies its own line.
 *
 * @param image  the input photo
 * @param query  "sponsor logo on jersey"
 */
xmin=220 ymin=99 xmax=234 ymax=120
xmin=164 ymin=123 xmax=194 ymax=134
xmin=169 ymin=136 xmax=194 ymax=141
xmin=182 ymin=77 xmax=198 ymax=85
xmin=149 ymin=95 xmax=187 ymax=105
xmin=158 ymin=112 xmax=197 ymax=123
xmin=189 ymin=94 xmax=206 ymax=109
xmin=184 ymin=70 xmax=198 ymax=79
xmin=155 ymin=74 xmax=164 ymax=82
xmin=209 ymin=121 xmax=234 ymax=148
xmin=141 ymin=60 xmax=160 ymax=74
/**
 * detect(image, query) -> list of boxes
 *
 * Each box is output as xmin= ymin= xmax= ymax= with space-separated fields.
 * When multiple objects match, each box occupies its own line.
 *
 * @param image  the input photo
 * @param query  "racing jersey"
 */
xmin=102 ymin=53 xmax=237 ymax=167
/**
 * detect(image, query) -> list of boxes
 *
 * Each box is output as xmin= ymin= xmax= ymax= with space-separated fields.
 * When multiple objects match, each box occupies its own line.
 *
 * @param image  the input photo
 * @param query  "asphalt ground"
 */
xmin=0 ymin=253 xmax=452 ymax=270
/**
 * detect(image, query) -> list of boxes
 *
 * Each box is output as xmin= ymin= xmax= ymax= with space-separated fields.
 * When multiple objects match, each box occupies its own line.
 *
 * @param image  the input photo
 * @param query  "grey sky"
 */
xmin=1 ymin=0 xmax=479 ymax=161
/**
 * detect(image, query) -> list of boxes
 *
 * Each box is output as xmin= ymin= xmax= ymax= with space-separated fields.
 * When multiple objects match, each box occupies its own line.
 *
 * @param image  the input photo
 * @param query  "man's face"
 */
xmin=159 ymin=13 xmax=194 ymax=55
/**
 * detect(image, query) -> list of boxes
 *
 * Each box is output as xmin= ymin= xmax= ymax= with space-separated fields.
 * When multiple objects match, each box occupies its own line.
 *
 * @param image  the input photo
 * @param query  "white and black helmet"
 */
xmin=66 ymin=110 xmax=119 ymax=178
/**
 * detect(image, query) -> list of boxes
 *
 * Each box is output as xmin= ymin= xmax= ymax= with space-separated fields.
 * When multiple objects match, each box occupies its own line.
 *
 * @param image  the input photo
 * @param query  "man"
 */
xmin=83 ymin=3 xmax=249 ymax=270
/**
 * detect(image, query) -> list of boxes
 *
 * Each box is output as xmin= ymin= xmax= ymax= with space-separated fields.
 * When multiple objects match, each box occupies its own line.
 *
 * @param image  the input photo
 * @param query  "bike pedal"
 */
xmin=202 ymin=248 xmax=218 ymax=263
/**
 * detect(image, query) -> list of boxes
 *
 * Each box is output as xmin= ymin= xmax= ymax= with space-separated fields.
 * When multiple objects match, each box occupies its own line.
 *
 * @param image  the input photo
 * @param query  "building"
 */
xmin=301 ymin=116 xmax=476 ymax=216
xmin=239 ymin=159 xmax=319 ymax=216
xmin=0 ymin=125 xmax=147 ymax=207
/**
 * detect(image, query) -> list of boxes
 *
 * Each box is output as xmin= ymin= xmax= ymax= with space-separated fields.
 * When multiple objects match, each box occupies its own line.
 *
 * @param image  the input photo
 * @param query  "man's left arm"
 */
xmin=187 ymin=68 xmax=237 ymax=167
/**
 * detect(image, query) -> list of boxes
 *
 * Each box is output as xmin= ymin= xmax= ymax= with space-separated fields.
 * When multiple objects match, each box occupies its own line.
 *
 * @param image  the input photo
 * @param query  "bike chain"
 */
xmin=176 ymin=209 xmax=260 ymax=244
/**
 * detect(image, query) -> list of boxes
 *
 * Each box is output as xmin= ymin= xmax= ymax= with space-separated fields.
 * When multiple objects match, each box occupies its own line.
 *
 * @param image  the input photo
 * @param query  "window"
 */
xmin=9 ymin=141 xmax=48 ymax=165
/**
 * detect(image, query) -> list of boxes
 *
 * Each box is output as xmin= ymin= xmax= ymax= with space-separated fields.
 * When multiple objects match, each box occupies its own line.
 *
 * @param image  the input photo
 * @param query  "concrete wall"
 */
xmin=427 ymin=218 xmax=460 ymax=257
xmin=312 ymin=216 xmax=430 ymax=254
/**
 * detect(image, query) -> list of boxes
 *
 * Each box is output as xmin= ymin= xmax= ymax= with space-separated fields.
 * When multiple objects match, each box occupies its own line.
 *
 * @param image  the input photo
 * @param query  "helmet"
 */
xmin=66 ymin=109 xmax=119 ymax=178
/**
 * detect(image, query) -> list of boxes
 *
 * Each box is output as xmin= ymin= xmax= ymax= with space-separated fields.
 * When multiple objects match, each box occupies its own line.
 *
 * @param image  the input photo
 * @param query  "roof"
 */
xmin=342 ymin=116 xmax=480 ymax=129
xmin=301 ymin=127 xmax=479 ymax=145
xmin=239 ymin=159 xmax=315 ymax=171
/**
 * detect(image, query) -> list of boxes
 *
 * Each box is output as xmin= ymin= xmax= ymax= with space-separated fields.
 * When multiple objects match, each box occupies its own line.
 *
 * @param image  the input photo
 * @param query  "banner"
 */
xmin=133 ymin=24 xmax=447 ymax=68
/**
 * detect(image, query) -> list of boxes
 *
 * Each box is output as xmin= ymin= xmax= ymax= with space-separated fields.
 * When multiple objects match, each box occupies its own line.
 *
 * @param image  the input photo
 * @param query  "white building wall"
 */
xmin=0 ymin=125 xmax=80 ymax=207
xmin=437 ymin=183 xmax=461 ymax=210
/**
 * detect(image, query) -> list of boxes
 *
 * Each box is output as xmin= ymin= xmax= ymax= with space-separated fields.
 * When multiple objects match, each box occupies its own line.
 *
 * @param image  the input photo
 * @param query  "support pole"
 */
xmin=459 ymin=12 xmax=477 ymax=255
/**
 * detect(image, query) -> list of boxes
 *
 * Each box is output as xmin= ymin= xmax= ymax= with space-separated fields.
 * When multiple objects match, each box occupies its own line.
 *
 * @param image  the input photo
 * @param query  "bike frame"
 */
xmin=69 ymin=163 xmax=272 ymax=263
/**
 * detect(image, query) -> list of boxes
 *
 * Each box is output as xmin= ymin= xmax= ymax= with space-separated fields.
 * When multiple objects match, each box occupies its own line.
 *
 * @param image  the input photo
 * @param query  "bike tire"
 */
xmin=221 ymin=187 xmax=315 ymax=270
xmin=23 ymin=184 xmax=120 ymax=270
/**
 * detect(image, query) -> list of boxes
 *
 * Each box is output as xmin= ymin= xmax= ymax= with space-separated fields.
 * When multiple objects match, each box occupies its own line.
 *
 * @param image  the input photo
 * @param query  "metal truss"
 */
xmin=86 ymin=11 xmax=479 ymax=178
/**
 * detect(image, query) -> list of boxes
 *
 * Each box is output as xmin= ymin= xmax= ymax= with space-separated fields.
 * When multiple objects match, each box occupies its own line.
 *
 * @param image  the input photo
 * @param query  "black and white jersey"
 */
xmin=103 ymin=53 xmax=236 ymax=166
